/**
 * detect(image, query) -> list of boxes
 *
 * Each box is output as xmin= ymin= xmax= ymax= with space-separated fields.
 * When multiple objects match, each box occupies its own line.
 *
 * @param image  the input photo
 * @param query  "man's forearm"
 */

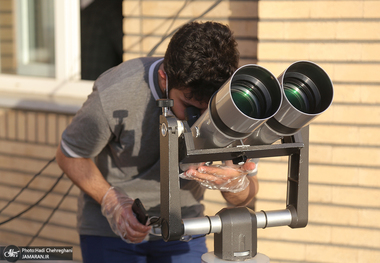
xmin=222 ymin=176 xmax=258 ymax=206
xmin=55 ymin=145 xmax=110 ymax=204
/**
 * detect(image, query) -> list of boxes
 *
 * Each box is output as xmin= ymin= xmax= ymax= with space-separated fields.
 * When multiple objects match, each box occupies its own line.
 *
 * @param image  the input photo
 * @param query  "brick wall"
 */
xmin=254 ymin=1 xmax=380 ymax=262
xmin=122 ymin=0 xmax=258 ymax=64
xmin=0 ymin=108 xmax=82 ymax=261
xmin=0 ymin=0 xmax=16 ymax=74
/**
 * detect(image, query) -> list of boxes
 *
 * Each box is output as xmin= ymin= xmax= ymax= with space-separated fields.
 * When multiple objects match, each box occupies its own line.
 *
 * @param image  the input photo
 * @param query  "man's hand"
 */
xmin=181 ymin=160 xmax=256 ymax=193
xmin=101 ymin=187 xmax=151 ymax=243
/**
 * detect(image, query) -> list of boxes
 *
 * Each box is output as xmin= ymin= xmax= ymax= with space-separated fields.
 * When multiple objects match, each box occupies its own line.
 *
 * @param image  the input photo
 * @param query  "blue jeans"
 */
xmin=80 ymin=235 xmax=207 ymax=263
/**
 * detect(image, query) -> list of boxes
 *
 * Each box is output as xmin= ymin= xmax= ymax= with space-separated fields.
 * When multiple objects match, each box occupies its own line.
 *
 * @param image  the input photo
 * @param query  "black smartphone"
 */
xmin=132 ymin=198 xmax=149 ymax=225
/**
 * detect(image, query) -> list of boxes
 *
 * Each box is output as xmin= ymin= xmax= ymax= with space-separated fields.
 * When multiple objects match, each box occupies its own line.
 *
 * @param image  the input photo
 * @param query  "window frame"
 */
xmin=0 ymin=0 xmax=93 ymax=112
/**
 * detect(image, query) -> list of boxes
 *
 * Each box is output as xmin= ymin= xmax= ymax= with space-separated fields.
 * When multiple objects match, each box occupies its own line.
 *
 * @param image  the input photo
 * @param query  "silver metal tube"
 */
xmin=182 ymin=216 xmax=222 ymax=236
xmin=182 ymin=209 xmax=292 ymax=237
xmin=275 ymin=61 xmax=334 ymax=131
xmin=191 ymin=64 xmax=282 ymax=149
xmin=244 ymin=61 xmax=334 ymax=146
xmin=208 ymin=215 xmax=222 ymax=234
xmin=256 ymin=209 xmax=292 ymax=228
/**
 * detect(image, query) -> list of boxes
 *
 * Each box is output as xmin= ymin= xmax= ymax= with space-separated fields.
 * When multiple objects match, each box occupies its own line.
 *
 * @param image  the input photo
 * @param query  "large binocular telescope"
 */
xmin=190 ymin=61 xmax=334 ymax=149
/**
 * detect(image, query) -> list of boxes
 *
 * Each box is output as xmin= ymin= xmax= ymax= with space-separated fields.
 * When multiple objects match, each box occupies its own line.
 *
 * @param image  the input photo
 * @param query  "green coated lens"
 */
xmin=231 ymin=79 xmax=263 ymax=118
xmin=231 ymin=88 xmax=258 ymax=118
xmin=284 ymin=82 xmax=310 ymax=113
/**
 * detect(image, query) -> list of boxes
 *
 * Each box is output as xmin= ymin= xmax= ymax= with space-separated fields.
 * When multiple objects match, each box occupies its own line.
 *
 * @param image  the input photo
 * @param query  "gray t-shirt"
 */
xmin=61 ymin=57 xmax=205 ymax=239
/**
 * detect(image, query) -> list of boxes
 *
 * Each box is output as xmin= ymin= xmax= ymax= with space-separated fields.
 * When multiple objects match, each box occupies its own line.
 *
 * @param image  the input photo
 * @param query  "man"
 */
xmin=56 ymin=21 xmax=258 ymax=263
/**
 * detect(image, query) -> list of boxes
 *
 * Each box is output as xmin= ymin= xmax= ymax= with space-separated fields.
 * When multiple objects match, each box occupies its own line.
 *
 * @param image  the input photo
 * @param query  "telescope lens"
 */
xmin=231 ymin=80 xmax=264 ymax=119
xmin=231 ymin=83 xmax=259 ymax=118
xmin=283 ymin=74 xmax=321 ymax=114
xmin=283 ymin=82 xmax=309 ymax=113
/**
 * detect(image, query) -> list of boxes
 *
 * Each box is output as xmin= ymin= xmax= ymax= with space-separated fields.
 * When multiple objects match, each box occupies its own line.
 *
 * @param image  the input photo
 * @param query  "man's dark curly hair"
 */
xmin=163 ymin=21 xmax=239 ymax=102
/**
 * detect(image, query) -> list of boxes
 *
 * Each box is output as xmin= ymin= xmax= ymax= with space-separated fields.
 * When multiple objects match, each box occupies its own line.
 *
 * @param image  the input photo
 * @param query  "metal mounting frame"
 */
xmin=159 ymin=111 xmax=309 ymax=259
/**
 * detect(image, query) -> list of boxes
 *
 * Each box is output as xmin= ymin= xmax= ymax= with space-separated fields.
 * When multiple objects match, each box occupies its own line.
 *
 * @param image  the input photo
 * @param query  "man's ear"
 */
xmin=157 ymin=69 xmax=167 ymax=94
xmin=158 ymin=69 xmax=166 ymax=80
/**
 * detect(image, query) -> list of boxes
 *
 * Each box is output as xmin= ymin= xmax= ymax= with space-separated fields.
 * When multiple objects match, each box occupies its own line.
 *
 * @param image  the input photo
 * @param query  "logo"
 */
xmin=3 ymin=245 xmax=21 ymax=262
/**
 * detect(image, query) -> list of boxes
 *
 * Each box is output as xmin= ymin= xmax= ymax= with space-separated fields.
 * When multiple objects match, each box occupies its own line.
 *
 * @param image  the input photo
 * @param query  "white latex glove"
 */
xmin=101 ymin=187 xmax=151 ymax=243
xmin=180 ymin=160 xmax=256 ymax=193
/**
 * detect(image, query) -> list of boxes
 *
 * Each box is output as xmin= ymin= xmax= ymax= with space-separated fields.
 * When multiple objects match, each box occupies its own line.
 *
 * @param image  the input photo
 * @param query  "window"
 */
xmin=0 ymin=0 xmax=93 ymax=111
xmin=16 ymin=0 xmax=55 ymax=77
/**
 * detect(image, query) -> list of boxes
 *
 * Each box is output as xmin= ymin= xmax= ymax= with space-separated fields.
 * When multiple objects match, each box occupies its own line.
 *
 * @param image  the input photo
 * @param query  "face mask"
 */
xmin=185 ymin=106 xmax=201 ymax=127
